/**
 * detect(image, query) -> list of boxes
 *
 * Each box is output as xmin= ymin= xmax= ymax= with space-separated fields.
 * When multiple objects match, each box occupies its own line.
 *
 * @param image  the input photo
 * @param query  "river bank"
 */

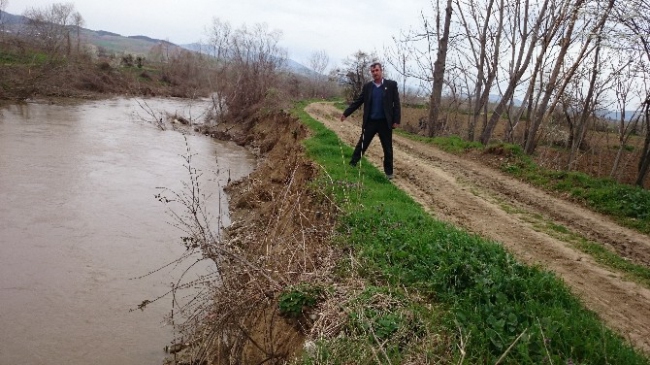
xmin=0 ymin=97 xmax=258 ymax=365
xmin=5 ymin=96 xmax=649 ymax=363
xmin=158 ymin=108 xmax=341 ymax=364
xmin=163 ymin=99 xmax=650 ymax=365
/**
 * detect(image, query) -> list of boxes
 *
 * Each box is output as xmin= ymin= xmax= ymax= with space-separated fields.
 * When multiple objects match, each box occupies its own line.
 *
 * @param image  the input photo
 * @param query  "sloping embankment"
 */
xmin=173 ymin=111 xmax=340 ymax=364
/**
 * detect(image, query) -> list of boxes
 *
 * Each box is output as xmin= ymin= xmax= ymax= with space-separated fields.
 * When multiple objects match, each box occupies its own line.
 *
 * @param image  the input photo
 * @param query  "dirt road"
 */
xmin=306 ymin=102 xmax=650 ymax=353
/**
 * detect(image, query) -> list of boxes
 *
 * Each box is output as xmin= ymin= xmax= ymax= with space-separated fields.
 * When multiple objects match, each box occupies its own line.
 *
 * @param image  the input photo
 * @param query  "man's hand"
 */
xmin=340 ymin=114 xmax=347 ymax=122
xmin=392 ymin=123 xmax=398 ymax=129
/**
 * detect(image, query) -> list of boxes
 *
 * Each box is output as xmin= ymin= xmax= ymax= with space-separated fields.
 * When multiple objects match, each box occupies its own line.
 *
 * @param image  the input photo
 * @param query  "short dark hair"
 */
xmin=370 ymin=62 xmax=382 ymax=70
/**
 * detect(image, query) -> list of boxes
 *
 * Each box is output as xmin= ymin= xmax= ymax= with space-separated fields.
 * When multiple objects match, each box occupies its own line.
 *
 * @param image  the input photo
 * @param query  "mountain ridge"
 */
xmin=0 ymin=10 xmax=313 ymax=75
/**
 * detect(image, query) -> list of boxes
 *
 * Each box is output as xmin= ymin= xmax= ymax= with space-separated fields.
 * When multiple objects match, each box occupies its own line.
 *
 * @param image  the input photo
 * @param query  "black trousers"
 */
xmin=350 ymin=118 xmax=393 ymax=175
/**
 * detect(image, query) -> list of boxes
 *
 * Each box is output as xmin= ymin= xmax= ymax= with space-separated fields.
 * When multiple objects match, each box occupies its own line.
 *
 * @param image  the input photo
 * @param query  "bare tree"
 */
xmin=308 ymin=49 xmax=330 ymax=98
xmin=454 ymin=0 xmax=505 ymax=141
xmin=637 ymin=96 xmax=650 ymax=187
xmin=335 ymin=50 xmax=378 ymax=102
xmin=612 ymin=0 xmax=650 ymax=186
xmin=0 ymin=0 xmax=8 ymax=35
xmin=72 ymin=11 xmax=84 ymax=55
xmin=477 ymin=0 xmax=558 ymax=145
xmin=385 ymin=35 xmax=417 ymax=103
xmin=609 ymin=59 xmax=642 ymax=180
xmin=206 ymin=19 xmax=287 ymax=123
xmin=520 ymin=0 xmax=615 ymax=154
xmin=206 ymin=18 xmax=232 ymax=117
xmin=560 ymin=34 xmax=609 ymax=170
xmin=23 ymin=2 xmax=83 ymax=59
xmin=387 ymin=0 xmax=468 ymax=127
xmin=426 ymin=0 xmax=454 ymax=137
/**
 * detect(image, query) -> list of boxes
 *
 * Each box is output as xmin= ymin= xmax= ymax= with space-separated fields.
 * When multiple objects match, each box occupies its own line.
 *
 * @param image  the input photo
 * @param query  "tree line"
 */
xmin=373 ymin=0 xmax=650 ymax=186
xmin=5 ymin=0 xmax=650 ymax=185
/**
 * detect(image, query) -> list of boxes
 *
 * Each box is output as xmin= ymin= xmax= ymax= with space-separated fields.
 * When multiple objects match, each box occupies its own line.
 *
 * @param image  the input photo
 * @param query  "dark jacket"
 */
xmin=343 ymin=79 xmax=401 ymax=128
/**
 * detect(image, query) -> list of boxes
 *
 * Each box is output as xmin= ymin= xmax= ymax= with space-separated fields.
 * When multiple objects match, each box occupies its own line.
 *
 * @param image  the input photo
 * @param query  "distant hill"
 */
xmin=597 ymin=110 xmax=638 ymax=122
xmin=0 ymin=10 xmax=180 ymax=56
xmin=81 ymin=29 xmax=176 ymax=55
xmin=0 ymin=10 xmax=25 ymax=25
xmin=95 ymin=30 xmax=121 ymax=37
xmin=1 ymin=10 xmax=314 ymax=74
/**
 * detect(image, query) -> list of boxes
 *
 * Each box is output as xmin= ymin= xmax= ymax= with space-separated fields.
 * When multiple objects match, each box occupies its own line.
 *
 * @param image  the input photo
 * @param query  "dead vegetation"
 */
xmin=157 ymin=111 xmax=343 ymax=365
xmin=396 ymin=103 xmax=650 ymax=188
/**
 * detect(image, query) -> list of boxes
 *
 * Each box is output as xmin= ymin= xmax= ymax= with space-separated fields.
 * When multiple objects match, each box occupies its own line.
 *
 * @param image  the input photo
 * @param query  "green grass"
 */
xmin=575 ymin=239 xmax=650 ymax=287
xmin=491 ymin=148 xmax=650 ymax=235
xmin=332 ymin=100 xmax=348 ymax=111
xmin=541 ymin=221 xmax=650 ymax=288
xmin=0 ymin=50 xmax=49 ymax=66
xmin=292 ymin=100 xmax=649 ymax=364
xmin=394 ymin=129 xmax=484 ymax=154
xmin=278 ymin=283 xmax=325 ymax=318
xmin=487 ymin=190 xmax=650 ymax=290
xmin=390 ymin=125 xmax=650 ymax=235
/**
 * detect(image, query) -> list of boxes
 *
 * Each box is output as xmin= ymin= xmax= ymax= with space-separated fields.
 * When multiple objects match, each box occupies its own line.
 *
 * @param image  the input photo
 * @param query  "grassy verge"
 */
xmin=331 ymin=101 xmax=650 ymax=235
xmin=395 ymin=125 xmax=650 ymax=289
xmin=0 ymin=49 xmax=50 ymax=65
xmin=498 ymin=197 xmax=650 ymax=289
xmin=490 ymin=143 xmax=650 ymax=235
xmin=292 ymin=101 xmax=649 ymax=364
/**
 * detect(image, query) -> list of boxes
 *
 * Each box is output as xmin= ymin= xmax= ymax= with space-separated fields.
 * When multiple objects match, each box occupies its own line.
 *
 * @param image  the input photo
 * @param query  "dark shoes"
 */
xmin=386 ymin=174 xmax=394 ymax=180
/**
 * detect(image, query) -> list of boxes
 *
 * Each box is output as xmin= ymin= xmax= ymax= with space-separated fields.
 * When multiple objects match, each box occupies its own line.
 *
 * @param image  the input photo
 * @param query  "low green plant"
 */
xmin=393 ymin=127 xmax=650 ymax=235
xmin=292 ymin=101 xmax=649 ymax=364
xmin=332 ymin=101 xmax=348 ymax=111
xmin=278 ymin=283 xmax=324 ymax=318
xmin=506 ymin=156 xmax=650 ymax=234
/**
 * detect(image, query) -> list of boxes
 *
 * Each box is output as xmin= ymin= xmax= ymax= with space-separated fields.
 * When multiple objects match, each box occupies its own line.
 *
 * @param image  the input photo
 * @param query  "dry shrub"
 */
xmin=166 ymin=112 xmax=343 ymax=365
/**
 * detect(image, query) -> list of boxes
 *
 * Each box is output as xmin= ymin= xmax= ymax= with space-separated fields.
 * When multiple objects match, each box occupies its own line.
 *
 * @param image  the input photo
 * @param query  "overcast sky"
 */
xmin=6 ymin=0 xmax=430 ymax=69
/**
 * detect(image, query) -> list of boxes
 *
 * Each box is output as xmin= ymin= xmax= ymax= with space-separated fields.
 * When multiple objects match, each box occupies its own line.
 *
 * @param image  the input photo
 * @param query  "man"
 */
xmin=340 ymin=62 xmax=401 ymax=180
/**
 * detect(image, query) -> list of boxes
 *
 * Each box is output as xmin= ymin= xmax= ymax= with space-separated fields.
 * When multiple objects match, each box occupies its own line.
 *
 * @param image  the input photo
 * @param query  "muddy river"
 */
xmin=0 ymin=98 xmax=254 ymax=365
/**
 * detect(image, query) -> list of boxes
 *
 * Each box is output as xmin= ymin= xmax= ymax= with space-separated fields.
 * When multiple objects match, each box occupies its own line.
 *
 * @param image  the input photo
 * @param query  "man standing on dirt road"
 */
xmin=340 ymin=62 xmax=401 ymax=180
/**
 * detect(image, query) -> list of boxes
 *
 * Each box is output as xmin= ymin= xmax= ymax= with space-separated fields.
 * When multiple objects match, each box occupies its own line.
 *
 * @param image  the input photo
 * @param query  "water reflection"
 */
xmin=0 ymin=98 xmax=254 ymax=365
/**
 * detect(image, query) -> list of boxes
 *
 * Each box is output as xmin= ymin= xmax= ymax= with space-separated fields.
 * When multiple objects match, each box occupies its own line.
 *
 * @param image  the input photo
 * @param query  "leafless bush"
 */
xmin=130 ymin=114 xmax=343 ymax=364
xmin=153 ymin=50 xmax=213 ymax=98
xmin=333 ymin=51 xmax=379 ymax=102
xmin=22 ymin=2 xmax=84 ymax=60
xmin=206 ymin=19 xmax=288 ymax=124
xmin=133 ymin=98 xmax=166 ymax=130
xmin=303 ymin=50 xmax=339 ymax=99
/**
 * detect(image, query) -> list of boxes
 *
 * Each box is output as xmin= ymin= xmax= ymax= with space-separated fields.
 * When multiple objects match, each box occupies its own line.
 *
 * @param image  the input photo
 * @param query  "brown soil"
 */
xmin=305 ymin=102 xmax=650 ymax=354
xmin=178 ymin=112 xmax=340 ymax=364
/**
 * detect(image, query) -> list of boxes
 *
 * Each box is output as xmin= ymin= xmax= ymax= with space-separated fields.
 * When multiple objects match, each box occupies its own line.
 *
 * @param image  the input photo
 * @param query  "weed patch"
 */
xmin=395 ymin=131 xmax=650 ymax=235
xmin=504 ymin=155 xmax=650 ymax=234
xmin=279 ymin=284 xmax=325 ymax=318
xmin=293 ymin=101 xmax=649 ymax=364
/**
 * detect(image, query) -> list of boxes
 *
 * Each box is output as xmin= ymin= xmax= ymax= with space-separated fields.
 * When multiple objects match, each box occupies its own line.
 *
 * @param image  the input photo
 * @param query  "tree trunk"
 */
xmin=427 ymin=0 xmax=453 ymax=137
xmin=479 ymin=0 xmax=551 ymax=145
xmin=524 ymin=0 xmax=585 ymax=154
xmin=525 ymin=0 xmax=614 ymax=155
xmin=567 ymin=40 xmax=602 ymax=170
xmin=636 ymin=103 xmax=650 ymax=187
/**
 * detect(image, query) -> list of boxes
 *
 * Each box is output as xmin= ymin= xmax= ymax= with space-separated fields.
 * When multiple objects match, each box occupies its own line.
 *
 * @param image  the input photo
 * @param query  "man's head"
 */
xmin=370 ymin=62 xmax=383 ymax=83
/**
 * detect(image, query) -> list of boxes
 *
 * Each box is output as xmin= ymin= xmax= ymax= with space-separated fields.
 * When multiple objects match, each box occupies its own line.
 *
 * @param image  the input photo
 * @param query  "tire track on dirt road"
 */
xmin=305 ymin=102 xmax=650 ymax=353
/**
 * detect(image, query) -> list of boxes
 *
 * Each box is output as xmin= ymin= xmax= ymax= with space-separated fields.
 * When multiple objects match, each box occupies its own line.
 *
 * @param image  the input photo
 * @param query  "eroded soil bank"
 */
xmin=169 ymin=111 xmax=341 ymax=364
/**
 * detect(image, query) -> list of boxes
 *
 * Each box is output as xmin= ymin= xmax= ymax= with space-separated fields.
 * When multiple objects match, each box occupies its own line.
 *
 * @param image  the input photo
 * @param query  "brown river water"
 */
xmin=0 ymin=98 xmax=254 ymax=364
